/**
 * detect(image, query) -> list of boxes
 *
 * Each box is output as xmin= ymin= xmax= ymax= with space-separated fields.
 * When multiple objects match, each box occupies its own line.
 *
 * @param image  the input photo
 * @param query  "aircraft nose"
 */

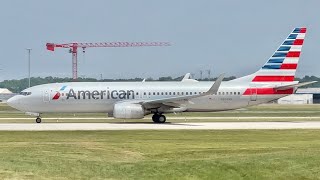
xmin=7 ymin=96 xmax=20 ymax=110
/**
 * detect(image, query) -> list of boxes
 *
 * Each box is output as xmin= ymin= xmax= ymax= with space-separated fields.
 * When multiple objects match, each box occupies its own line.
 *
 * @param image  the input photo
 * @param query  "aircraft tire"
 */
xmin=36 ymin=117 xmax=42 ymax=123
xmin=152 ymin=114 xmax=159 ymax=123
xmin=158 ymin=115 xmax=166 ymax=123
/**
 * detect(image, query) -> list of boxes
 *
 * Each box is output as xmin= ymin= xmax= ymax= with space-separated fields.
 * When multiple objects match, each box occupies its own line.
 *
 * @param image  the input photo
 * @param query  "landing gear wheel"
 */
xmin=158 ymin=115 xmax=166 ymax=123
xmin=152 ymin=114 xmax=166 ymax=123
xmin=152 ymin=114 xmax=159 ymax=123
xmin=36 ymin=117 xmax=42 ymax=123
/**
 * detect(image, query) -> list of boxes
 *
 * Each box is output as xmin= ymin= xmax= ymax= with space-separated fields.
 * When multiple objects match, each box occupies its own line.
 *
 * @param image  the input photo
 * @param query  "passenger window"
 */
xmin=173 ymin=92 xmax=176 ymax=95
xmin=190 ymin=92 xmax=192 ymax=95
xmin=226 ymin=92 xmax=228 ymax=95
xmin=186 ymin=92 xmax=189 ymax=95
xmin=157 ymin=92 xmax=159 ymax=95
xmin=177 ymin=92 xmax=180 ymax=95
xmin=222 ymin=92 xmax=225 ymax=95
xmin=238 ymin=92 xmax=241 ymax=95
xmin=144 ymin=92 xmax=146 ymax=95
xmin=169 ymin=92 xmax=172 ymax=95
xmin=165 ymin=92 xmax=168 ymax=95
xmin=181 ymin=92 xmax=184 ymax=95
xmin=136 ymin=92 xmax=139 ymax=96
xmin=153 ymin=92 xmax=155 ymax=95
xmin=149 ymin=92 xmax=151 ymax=95
xmin=161 ymin=92 xmax=164 ymax=95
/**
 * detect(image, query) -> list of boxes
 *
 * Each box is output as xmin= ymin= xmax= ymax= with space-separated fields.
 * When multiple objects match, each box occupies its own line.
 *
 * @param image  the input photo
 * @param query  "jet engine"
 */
xmin=113 ymin=103 xmax=145 ymax=119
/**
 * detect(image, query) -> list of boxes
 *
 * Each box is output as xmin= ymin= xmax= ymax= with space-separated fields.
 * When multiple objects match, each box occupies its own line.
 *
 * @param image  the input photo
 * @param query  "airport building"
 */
xmin=278 ymin=88 xmax=320 ymax=104
xmin=0 ymin=88 xmax=16 ymax=102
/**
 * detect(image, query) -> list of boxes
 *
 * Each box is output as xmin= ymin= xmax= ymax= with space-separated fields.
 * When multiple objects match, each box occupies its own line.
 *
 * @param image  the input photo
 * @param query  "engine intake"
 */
xmin=113 ymin=103 xmax=145 ymax=119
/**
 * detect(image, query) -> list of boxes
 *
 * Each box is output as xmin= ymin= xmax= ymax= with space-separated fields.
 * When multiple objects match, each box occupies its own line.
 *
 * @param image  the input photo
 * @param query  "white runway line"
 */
xmin=1 ymin=121 xmax=320 ymax=131
xmin=0 ymin=116 xmax=320 ymax=120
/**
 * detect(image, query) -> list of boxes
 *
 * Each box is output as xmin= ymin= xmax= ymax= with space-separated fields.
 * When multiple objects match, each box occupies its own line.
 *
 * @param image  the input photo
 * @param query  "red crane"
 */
xmin=46 ymin=42 xmax=170 ymax=80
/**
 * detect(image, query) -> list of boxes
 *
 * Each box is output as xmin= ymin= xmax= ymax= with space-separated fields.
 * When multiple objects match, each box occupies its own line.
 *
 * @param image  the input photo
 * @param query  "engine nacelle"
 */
xmin=113 ymin=103 xmax=145 ymax=119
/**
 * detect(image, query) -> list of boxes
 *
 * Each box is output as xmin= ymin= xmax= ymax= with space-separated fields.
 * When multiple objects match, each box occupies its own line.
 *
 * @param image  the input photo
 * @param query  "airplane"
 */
xmin=7 ymin=27 xmax=316 ymax=123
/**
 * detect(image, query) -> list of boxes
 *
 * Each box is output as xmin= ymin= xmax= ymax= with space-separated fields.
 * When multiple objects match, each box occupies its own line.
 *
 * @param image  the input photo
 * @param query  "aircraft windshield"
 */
xmin=20 ymin=92 xmax=32 ymax=96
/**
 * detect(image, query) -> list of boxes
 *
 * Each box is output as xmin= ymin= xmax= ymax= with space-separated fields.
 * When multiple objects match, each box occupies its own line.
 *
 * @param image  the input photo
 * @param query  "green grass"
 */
xmin=0 ymin=130 xmax=320 ymax=179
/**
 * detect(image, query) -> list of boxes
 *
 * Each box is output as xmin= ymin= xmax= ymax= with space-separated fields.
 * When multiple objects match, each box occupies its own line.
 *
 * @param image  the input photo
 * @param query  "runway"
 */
xmin=1 ymin=121 xmax=320 ymax=131
xmin=0 ymin=116 xmax=319 ymax=120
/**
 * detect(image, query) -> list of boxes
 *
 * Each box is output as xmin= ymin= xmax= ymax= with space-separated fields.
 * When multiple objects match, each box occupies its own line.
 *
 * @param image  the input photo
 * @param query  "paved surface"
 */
xmin=1 ymin=121 xmax=320 ymax=131
xmin=0 ymin=116 xmax=319 ymax=120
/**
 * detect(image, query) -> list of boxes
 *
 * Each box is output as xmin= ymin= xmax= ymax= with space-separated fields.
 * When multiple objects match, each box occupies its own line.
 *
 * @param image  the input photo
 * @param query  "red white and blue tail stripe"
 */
xmin=252 ymin=27 xmax=306 ymax=82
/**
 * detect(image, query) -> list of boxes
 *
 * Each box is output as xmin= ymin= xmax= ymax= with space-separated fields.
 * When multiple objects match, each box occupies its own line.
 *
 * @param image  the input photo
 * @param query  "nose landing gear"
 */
xmin=152 ymin=113 xmax=166 ymax=123
xmin=36 ymin=117 xmax=42 ymax=123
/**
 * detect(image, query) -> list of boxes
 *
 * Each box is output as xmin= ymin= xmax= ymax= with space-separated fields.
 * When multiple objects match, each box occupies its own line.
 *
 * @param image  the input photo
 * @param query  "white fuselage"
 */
xmin=7 ymin=81 xmax=288 ymax=114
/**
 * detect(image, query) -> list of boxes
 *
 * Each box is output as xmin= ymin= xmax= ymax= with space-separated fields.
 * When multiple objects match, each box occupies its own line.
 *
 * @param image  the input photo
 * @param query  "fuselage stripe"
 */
xmin=280 ymin=63 xmax=297 ymax=69
xmin=252 ymin=76 xmax=295 ymax=82
xmin=243 ymin=88 xmax=294 ymax=95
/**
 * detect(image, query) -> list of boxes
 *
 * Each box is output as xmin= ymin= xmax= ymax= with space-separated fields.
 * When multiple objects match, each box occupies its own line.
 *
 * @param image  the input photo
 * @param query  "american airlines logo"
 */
xmin=66 ymin=89 xmax=135 ymax=100
xmin=52 ymin=86 xmax=67 ymax=100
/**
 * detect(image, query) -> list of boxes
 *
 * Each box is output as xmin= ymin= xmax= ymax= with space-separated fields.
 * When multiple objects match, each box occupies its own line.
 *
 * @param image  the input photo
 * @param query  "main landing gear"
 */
xmin=35 ymin=117 xmax=42 ymax=123
xmin=152 ymin=113 xmax=166 ymax=123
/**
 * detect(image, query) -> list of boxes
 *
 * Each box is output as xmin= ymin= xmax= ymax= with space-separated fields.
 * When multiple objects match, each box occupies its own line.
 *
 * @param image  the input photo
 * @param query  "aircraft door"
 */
xmin=43 ymin=90 xmax=50 ymax=102
xmin=250 ymin=86 xmax=257 ymax=101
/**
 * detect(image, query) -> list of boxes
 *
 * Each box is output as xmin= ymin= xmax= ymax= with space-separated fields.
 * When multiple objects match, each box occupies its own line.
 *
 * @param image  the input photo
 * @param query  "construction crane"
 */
xmin=46 ymin=42 xmax=170 ymax=80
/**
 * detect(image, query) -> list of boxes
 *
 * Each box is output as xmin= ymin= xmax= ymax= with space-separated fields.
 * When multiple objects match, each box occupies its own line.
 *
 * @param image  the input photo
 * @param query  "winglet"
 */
xmin=181 ymin=73 xmax=191 ymax=81
xmin=205 ymin=73 xmax=225 ymax=95
xmin=142 ymin=78 xmax=146 ymax=82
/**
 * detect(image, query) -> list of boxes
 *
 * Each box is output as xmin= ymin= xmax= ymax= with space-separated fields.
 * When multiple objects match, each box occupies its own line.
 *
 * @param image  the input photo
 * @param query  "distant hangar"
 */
xmin=0 ymin=88 xmax=16 ymax=102
xmin=278 ymin=88 xmax=320 ymax=104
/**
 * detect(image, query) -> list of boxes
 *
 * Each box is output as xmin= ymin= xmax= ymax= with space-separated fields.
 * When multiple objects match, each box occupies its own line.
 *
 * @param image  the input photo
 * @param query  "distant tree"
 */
xmin=1 ymin=75 xmax=319 ymax=93
xmin=158 ymin=76 xmax=173 ymax=81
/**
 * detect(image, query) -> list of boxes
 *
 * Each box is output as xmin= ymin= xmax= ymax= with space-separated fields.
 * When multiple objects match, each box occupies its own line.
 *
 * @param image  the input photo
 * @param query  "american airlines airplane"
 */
xmin=7 ymin=27 xmax=315 ymax=123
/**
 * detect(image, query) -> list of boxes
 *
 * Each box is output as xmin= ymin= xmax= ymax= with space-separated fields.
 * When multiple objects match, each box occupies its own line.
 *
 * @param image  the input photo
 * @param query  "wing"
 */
xmin=141 ymin=74 xmax=225 ymax=109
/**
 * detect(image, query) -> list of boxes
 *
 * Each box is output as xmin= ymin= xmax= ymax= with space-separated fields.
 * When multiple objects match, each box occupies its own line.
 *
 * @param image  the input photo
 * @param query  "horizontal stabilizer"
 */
xmin=275 ymin=81 xmax=317 ymax=90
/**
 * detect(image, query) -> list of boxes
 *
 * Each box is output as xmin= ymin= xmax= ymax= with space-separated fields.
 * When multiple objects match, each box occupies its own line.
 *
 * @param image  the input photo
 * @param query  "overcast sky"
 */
xmin=0 ymin=0 xmax=319 ymax=80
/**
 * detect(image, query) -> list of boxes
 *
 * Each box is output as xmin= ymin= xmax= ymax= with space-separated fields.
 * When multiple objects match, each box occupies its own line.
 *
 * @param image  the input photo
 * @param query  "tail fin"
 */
xmin=230 ymin=27 xmax=306 ymax=84
xmin=252 ymin=27 xmax=306 ymax=82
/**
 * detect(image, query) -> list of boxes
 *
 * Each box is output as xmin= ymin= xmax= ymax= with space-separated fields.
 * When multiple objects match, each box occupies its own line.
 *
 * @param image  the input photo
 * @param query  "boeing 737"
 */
xmin=7 ymin=27 xmax=315 ymax=123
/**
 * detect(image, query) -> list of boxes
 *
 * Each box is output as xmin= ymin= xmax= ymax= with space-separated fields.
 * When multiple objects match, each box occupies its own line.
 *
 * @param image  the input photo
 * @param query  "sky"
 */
xmin=0 ymin=0 xmax=319 ymax=80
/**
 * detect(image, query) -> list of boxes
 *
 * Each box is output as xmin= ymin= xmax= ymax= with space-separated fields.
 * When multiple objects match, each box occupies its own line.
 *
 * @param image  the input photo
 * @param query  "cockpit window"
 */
xmin=20 ymin=92 xmax=32 ymax=96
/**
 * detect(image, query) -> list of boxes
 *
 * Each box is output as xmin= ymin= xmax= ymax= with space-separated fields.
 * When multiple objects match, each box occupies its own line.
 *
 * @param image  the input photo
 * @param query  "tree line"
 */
xmin=0 ymin=75 xmax=319 ymax=93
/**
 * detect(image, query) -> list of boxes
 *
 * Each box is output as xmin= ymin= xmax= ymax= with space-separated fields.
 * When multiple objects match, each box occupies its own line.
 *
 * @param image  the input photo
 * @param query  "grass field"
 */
xmin=0 ymin=103 xmax=319 ymax=123
xmin=0 ymin=104 xmax=320 ymax=179
xmin=0 ymin=130 xmax=320 ymax=179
